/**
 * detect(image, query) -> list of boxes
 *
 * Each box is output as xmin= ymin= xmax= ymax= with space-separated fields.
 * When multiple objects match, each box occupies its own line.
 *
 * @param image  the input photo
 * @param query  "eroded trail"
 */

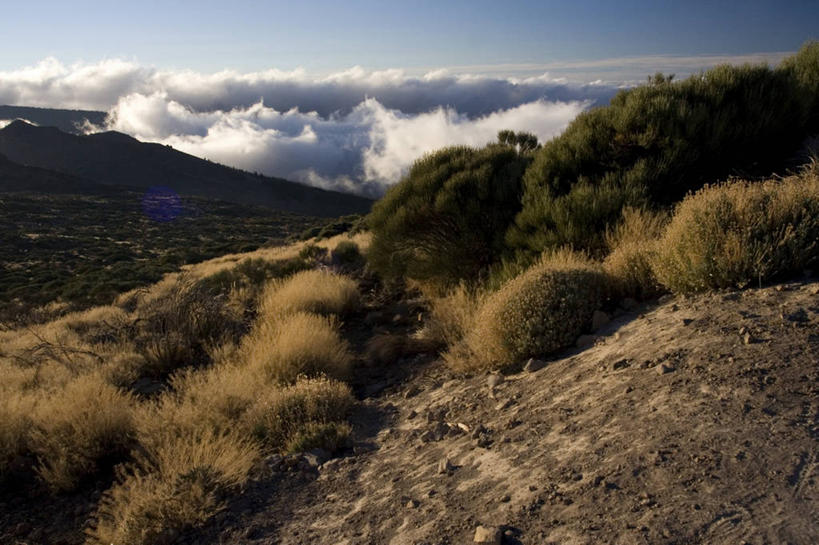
xmin=211 ymin=281 xmax=818 ymax=545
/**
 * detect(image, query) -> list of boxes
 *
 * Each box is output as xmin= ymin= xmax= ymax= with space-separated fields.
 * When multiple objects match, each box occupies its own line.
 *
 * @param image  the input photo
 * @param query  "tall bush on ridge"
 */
xmin=368 ymin=145 xmax=530 ymax=287
xmin=509 ymin=42 xmax=819 ymax=257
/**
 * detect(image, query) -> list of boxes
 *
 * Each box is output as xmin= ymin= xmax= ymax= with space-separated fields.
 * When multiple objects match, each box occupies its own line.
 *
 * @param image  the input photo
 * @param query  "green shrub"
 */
xmin=368 ymin=144 xmax=530 ymax=287
xmin=652 ymin=167 xmax=819 ymax=294
xmin=454 ymin=250 xmax=606 ymax=372
xmin=510 ymin=43 xmax=819 ymax=257
xmin=331 ymin=240 xmax=362 ymax=266
xmin=299 ymin=243 xmax=326 ymax=260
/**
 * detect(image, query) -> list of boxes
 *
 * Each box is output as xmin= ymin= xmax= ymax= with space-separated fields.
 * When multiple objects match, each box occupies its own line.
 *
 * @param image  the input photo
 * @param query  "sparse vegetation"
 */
xmin=653 ymin=166 xmax=819 ymax=293
xmin=509 ymin=42 xmax=819 ymax=257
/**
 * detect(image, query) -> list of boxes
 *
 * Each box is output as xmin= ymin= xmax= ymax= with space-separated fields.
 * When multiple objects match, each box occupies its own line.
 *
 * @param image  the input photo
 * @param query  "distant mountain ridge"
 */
xmin=0 ymin=120 xmax=372 ymax=217
xmin=0 ymin=104 xmax=106 ymax=134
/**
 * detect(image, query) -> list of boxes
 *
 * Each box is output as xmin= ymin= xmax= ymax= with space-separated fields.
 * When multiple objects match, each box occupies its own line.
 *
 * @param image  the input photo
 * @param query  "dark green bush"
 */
xmin=331 ymin=240 xmax=362 ymax=266
xmin=368 ymin=145 xmax=530 ymax=287
xmin=509 ymin=42 xmax=819 ymax=257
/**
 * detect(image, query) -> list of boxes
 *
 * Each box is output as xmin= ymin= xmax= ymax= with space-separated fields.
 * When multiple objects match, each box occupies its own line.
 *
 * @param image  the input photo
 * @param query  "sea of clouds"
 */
xmin=0 ymin=54 xmax=785 ymax=195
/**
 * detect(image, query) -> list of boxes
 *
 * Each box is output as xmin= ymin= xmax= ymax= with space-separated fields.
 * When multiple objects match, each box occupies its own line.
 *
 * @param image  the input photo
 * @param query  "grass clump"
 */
xmin=243 ymin=312 xmax=354 ymax=383
xmin=30 ymin=374 xmax=135 ymax=492
xmin=414 ymin=283 xmax=487 ymax=351
xmin=258 ymin=269 xmax=360 ymax=318
xmin=452 ymin=250 xmax=606 ymax=373
xmin=653 ymin=167 xmax=819 ymax=294
xmin=88 ymin=428 xmax=259 ymax=545
xmin=243 ymin=376 xmax=354 ymax=453
xmin=0 ymin=392 xmax=35 ymax=482
xmin=134 ymin=279 xmax=243 ymax=377
xmin=603 ymin=207 xmax=669 ymax=300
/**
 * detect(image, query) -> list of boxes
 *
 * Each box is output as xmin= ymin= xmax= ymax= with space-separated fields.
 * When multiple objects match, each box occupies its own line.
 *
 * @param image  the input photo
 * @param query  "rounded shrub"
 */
xmin=243 ymin=312 xmax=354 ymax=383
xmin=258 ymin=269 xmax=360 ymax=319
xmin=603 ymin=207 xmax=668 ymax=300
xmin=652 ymin=168 xmax=819 ymax=294
xmin=459 ymin=250 xmax=606 ymax=372
xmin=368 ymin=144 xmax=530 ymax=287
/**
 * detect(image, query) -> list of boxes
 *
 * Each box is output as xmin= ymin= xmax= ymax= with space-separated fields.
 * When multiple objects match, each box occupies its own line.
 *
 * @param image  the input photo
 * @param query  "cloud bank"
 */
xmin=0 ymin=53 xmax=786 ymax=195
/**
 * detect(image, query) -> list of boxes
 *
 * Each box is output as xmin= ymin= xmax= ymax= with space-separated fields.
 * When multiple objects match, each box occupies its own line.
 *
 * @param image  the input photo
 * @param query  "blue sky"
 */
xmin=1 ymin=0 xmax=816 ymax=73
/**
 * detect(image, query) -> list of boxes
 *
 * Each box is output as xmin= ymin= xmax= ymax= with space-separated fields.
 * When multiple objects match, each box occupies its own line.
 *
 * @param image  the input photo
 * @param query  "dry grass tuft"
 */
xmin=414 ymin=283 xmax=487 ymax=350
xmin=603 ymin=207 xmax=669 ymax=300
xmin=88 ymin=428 xmax=259 ymax=545
xmin=258 ymin=269 xmax=360 ymax=319
xmin=242 ymin=376 xmax=354 ymax=452
xmin=653 ymin=168 xmax=819 ymax=293
xmin=30 ymin=374 xmax=135 ymax=492
xmin=243 ymin=311 xmax=353 ymax=384
xmin=0 ymin=392 xmax=36 ymax=481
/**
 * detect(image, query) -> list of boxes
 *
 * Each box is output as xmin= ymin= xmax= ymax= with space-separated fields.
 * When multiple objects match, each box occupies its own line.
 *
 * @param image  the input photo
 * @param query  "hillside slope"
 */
xmin=210 ymin=280 xmax=819 ymax=545
xmin=0 ymin=105 xmax=107 ymax=134
xmin=0 ymin=120 xmax=372 ymax=217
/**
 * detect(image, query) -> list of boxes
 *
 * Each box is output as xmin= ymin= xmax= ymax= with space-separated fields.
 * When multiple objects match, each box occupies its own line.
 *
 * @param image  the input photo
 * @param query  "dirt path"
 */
xmin=209 ymin=280 xmax=819 ymax=545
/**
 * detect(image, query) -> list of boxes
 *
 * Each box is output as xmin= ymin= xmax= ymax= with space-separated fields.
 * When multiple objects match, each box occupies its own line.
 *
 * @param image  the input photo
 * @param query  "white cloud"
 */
xmin=0 ymin=52 xmax=791 ymax=195
xmin=104 ymin=93 xmax=585 ymax=196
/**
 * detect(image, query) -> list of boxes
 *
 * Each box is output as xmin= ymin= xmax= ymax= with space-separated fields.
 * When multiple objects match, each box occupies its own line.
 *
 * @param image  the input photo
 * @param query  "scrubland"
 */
xmin=2 ymin=43 xmax=819 ymax=545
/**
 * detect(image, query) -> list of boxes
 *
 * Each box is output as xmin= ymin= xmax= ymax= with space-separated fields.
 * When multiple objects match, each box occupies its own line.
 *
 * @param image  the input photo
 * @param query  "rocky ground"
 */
xmin=3 ymin=279 xmax=818 ymax=544
xmin=198 ymin=279 xmax=818 ymax=545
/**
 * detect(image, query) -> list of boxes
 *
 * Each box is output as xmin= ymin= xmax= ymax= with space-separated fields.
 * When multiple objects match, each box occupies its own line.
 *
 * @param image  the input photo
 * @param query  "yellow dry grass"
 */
xmin=603 ymin=207 xmax=668 ymax=300
xmin=258 ymin=268 xmax=360 ymax=319
xmin=30 ymin=373 xmax=135 ymax=492
xmin=88 ymin=428 xmax=259 ymax=545
xmin=449 ymin=249 xmax=606 ymax=373
xmin=653 ymin=167 xmax=819 ymax=293
xmin=242 ymin=311 xmax=354 ymax=384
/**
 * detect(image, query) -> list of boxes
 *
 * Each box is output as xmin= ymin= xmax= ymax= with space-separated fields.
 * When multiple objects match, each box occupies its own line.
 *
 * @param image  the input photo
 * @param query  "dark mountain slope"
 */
xmin=0 ymin=104 xmax=107 ymax=134
xmin=0 ymin=120 xmax=372 ymax=217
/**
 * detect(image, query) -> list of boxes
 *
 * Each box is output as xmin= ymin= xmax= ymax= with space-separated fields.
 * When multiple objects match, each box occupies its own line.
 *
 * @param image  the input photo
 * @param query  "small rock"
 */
xmin=406 ymin=499 xmax=419 ymax=509
xmin=499 ymin=494 xmax=511 ymax=503
xmin=576 ymin=334 xmax=598 ymax=348
xmin=438 ymin=457 xmax=455 ymax=474
xmin=495 ymin=398 xmax=515 ymax=411
xmin=430 ymin=421 xmax=450 ymax=441
xmin=657 ymin=363 xmax=675 ymax=374
xmin=682 ymin=318 xmax=694 ymax=326
xmin=743 ymin=332 xmax=754 ymax=345
xmin=407 ymin=409 xmax=417 ymax=419
xmin=592 ymin=310 xmax=610 ymax=331
xmin=303 ymin=448 xmax=330 ymax=468
xmin=612 ymin=359 xmax=631 ymax=370
xmin=524 ymin=358 xmax=546 ymax=373
xmin=471 ymin=424 xmax=487 ymax=439
xmin=473 ymin=525 xmax=502 ymax=544
xmin=487 ymin=374 xmax=504 ymax=388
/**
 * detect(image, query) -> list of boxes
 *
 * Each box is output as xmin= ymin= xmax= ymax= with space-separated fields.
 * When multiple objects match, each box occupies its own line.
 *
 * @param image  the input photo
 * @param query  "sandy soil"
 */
xmin=209 ymin=279 xmax=819 ymax=545
xmin=2 ymin=279 xmax=817 ymax=544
